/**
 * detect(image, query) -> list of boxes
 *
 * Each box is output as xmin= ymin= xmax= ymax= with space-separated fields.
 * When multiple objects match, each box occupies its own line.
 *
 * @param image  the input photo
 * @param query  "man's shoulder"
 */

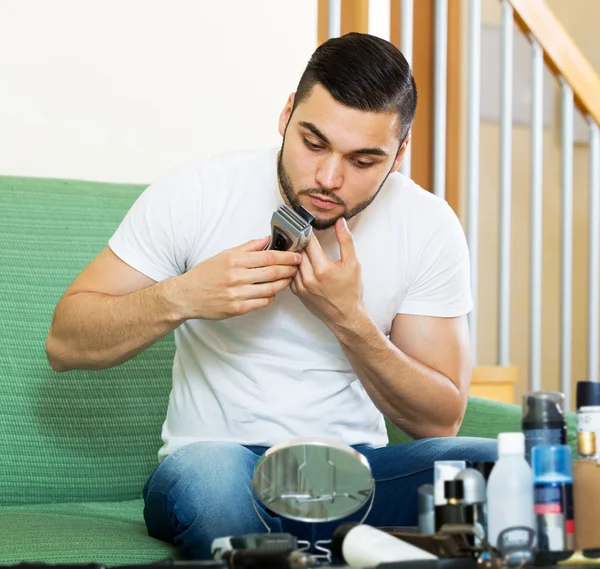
xmin=147 ymin=147 xmax=277 ymax=199
xmin=181 ymin=147 xmax=276 ymax=178
xmin=380 ymin=171 xmax=454 ymax=224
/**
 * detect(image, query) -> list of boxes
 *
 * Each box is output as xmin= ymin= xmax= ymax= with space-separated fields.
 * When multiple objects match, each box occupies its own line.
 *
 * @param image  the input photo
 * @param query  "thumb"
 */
xmin=237 ymin=236 xmax=271 ymax=252
xmin=335 ymin=218 xmax=356 ymax=263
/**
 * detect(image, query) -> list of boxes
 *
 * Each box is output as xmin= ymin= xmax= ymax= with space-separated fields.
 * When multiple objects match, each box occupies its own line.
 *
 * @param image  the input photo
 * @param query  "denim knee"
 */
xmin=143 ymin=442 xmax=281 ymax=560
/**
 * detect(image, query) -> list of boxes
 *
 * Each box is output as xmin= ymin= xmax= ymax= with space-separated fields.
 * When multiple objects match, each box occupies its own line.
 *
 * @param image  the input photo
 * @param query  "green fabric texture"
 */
xmin=0 ymin=500 xmax=176 ymax=564
xmin=1 ymin=173 xmax=570 ymax=564
xmin=0 ymin=176 xmax=174 ymax=506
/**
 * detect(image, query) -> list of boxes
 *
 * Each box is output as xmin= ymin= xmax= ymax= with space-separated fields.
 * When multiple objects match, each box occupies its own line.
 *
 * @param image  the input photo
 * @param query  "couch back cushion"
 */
xmin=0 ymin=176 xmax=174 ymax=506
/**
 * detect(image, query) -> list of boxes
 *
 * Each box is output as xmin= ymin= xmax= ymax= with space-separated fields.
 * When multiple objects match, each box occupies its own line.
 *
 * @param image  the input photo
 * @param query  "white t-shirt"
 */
xmin=108 ymin=148 xmax=472 ymax=460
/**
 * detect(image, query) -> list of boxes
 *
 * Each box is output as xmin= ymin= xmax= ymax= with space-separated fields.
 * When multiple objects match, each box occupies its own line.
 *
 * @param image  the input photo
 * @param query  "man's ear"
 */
xmin=391 ymin=132 xmax=411 ymax=174
xmin=278 ymin=93 xmax=295 ymax=137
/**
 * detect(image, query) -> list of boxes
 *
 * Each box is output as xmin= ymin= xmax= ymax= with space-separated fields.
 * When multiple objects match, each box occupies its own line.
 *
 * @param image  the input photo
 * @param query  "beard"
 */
xmin=277 ymin=138 xmax=392 ymax=231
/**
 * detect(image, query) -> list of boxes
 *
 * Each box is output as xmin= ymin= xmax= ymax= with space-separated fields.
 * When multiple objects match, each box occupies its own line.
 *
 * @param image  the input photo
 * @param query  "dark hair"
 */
xmin=292 ymin=32 xmax=417 ymax=142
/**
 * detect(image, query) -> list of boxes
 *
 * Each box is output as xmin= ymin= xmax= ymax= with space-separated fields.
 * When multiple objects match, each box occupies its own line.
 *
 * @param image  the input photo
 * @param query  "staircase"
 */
xmin=319 ymin=0 xmax=600 ymax=411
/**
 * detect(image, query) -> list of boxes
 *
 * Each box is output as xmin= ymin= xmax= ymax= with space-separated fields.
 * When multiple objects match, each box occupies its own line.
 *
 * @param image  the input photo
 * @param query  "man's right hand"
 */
xmin=169 ymin=236 xmax=302 ymax=321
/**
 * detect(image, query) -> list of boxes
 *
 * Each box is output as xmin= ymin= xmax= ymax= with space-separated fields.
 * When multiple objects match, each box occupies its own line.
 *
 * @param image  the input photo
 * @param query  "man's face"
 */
xmin=277 ymin=83 xmax=407 ymax=230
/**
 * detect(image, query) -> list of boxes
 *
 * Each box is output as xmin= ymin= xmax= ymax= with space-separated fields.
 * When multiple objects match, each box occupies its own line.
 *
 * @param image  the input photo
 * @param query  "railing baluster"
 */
xmin=530 ymin=37 xmax=544 ymax=392
xmin=399 ymin=0 xmax=414 ymax=179
xmin=328 ymin=0 xmax=341 ymax=39
xmin=368 ymin=0 xmax=391 ymax=41
xmin=560 ymin=81 xmax=574 ymax=409
xmin=589 ymin=121 xmax=600 ymax=382
xmin=498 ymin=0 xmax=513 ymax=367
xmin=467 ymin=0 xmax=481 ymax=365
xmin=433 ymin=0 xmax=448 ymax=199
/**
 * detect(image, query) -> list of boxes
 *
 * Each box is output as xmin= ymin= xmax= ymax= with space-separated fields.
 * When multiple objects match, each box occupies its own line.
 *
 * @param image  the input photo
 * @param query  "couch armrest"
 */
xmin=386 ymin=396 xmax=522 ymax=446
xmin=456 ymin=396 xmax=522 ymax=438
xmin=458 ymin=396 xmax=577 ymax=452
xmin=386 ymin=396 xmax=578 ymax=452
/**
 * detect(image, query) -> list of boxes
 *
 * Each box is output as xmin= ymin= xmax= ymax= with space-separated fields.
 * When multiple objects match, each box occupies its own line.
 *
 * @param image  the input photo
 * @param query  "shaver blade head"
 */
xmin=267 ymin=204 xmax=314 ymax=252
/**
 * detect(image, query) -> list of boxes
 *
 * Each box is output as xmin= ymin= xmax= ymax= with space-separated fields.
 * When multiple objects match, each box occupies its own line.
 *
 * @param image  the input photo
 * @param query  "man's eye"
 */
xmin=354 ymin=159 xmax=374 ymax=168
xmin=303 ymin=139 xmax=323 ymax=151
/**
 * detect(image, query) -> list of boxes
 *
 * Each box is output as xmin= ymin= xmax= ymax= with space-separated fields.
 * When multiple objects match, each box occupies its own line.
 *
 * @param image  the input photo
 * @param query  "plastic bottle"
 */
xmin=532 ymin=445 xmax=575 ymax=552
xmin=522 ymin=391 xmax=567 ymax=465
xmin=487 ymin=432 xmax=536 ymax=549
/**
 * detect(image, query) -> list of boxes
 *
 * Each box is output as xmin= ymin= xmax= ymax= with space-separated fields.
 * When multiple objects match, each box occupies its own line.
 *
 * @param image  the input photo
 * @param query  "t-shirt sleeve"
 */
xmin=108 ymin=166 xmax=200 ymax=282
xmin=398 ymin=202 xmax=473 ymax=318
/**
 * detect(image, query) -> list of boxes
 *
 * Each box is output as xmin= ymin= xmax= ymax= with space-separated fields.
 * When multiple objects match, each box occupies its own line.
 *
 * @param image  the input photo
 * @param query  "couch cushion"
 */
xmin=0 ymin=500 xmax=176 ymax=565
xmin=0 ymin=176 xmax=175 ymax=506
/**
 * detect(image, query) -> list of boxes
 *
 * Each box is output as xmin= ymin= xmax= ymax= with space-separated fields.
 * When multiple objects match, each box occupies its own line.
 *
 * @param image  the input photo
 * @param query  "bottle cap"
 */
xmin=444 ymin=479 xmax=464 ymax=501
xmin=531 ymin=445 xmax=573 ymax=479
xmin=577 ymin=432 xmax=597 ymax=457
xmin=522 ymin=391 xmax=565 ymax=428
xmin=498 ymin=432 xmax=525 ymax=456
xmin=454 ymin=468 xmax=486 ymax=503
xmin=577 ymin=381 xmax=600 ymax=409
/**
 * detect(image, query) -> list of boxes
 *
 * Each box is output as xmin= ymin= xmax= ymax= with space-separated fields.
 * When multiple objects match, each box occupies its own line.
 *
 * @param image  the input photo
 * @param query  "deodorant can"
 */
xmin=576 ymin=381 xmax=600 ymax=461
xmin=522 ymin=391 xmax=567 ymax=465
xmin=532 ymin=445 xmax=575 ymax=552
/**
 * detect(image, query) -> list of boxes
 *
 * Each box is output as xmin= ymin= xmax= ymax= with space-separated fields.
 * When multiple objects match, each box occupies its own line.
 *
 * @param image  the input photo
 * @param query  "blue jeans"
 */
xmin=143 ymin=437 xmax=497 ymax=560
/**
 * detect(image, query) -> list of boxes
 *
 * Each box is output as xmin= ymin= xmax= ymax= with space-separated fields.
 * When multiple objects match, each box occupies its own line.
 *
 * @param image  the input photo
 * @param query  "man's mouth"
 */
xmin=308 ymin=195 xmax=341 ymax=210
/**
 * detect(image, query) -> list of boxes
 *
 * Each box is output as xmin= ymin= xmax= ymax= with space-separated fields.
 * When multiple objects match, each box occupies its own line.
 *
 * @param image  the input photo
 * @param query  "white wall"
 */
xmin=0 ymin=0 xmax=318 ymax=184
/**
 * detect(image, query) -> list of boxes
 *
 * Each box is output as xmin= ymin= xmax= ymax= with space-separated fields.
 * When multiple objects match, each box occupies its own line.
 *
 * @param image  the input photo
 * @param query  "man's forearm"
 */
xmin=330 ymin=310 xmax=464 ymax=439
xmin=46 ymin=279 xmax=185 ymax=372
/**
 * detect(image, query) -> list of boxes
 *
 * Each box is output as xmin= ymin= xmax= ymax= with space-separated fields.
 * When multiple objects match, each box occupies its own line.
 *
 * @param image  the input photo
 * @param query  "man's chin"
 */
xmin=310 ymin=213 xmax=341 ymax=231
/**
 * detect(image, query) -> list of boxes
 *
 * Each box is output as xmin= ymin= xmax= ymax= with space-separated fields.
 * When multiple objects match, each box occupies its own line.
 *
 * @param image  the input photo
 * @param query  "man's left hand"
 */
xmin=290 ymin=217 xmax=365 ymax=329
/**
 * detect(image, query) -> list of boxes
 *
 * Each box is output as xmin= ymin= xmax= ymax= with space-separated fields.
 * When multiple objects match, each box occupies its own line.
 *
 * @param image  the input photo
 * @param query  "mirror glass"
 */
xmin=251 ymin=437 xmax=374 ymax=523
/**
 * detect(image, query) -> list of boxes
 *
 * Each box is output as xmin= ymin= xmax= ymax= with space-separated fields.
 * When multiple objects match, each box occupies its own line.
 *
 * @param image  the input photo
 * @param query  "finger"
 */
xmin=292 ymin=261 xmax=308 ymax=294
xmin=237 ymin=264 xmax=298 ymax=285
xmin=298 ymin=250 xmax=316 ymax=284
xmin=303 ymin=234 xmax=330 ymax=272
xmin=236 ymin=250 xmax=302 ymax=269
xmin=232 ymin=297 xmax=273 ymax=316
xmin=234 ymin=236 xmax=271 ymax=253
xmin=335 ymin=217 xmax=357 ymax=264
xmin=238 ymin=278 xmax=292 ymax=300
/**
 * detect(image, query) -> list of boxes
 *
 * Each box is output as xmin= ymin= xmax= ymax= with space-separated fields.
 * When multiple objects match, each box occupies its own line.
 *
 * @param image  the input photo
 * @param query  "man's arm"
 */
xmin=46 ymin=247 xmax=183 ymax=372
xmin=290 ymin=217 xmax=471 ymax=439
xmin=330 ymin=311 xmax=471 ymax=439
xmin=47 ymin=241 xmax=301 ymax=372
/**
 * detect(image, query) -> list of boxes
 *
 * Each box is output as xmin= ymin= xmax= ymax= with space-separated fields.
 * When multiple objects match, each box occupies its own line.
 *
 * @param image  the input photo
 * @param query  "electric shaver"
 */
xmin=264 ymin=204 xmax=315 ymax=252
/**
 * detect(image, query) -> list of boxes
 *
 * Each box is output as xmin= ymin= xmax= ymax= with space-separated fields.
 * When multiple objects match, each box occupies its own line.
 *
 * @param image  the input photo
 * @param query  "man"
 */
xmin=46 ymin=33 xmax=496 ymax=559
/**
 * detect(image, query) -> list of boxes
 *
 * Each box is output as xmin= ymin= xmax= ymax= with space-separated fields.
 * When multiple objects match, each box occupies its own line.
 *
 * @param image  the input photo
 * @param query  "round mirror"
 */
xmin=251 ymin=437 xmax=374 ymax=523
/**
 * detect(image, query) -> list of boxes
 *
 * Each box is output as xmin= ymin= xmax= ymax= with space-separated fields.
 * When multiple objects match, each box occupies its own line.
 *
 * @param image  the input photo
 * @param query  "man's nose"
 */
xmin=315 ymin=154 xmax=343 ymax=191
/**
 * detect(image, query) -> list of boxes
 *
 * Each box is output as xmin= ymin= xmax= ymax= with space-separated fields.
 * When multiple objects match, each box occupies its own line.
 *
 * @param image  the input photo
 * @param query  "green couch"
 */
xmin=0 ymin=175 xmax=574 ymax=566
